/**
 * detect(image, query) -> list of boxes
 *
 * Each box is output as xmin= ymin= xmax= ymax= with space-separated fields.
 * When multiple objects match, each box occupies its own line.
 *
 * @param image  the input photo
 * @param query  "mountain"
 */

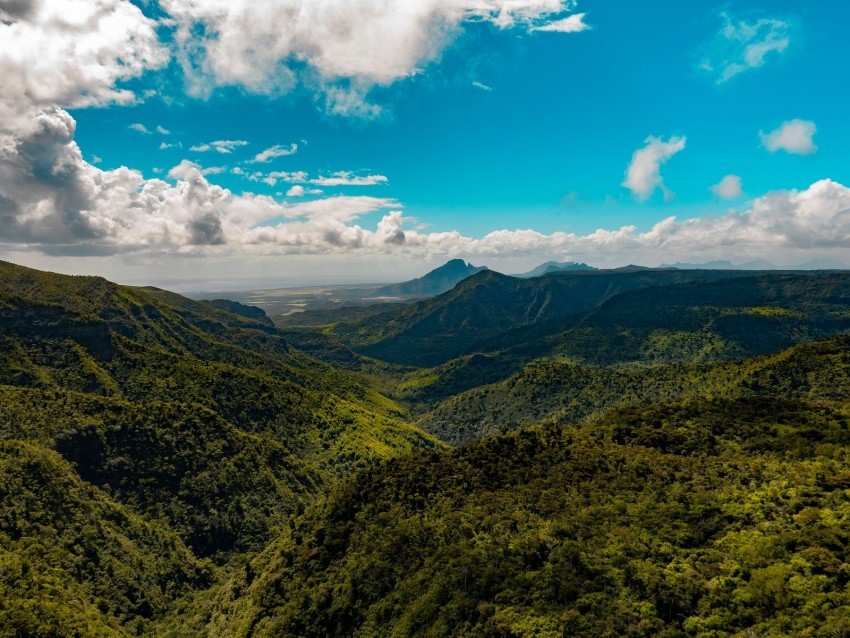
xmin=661 ymin=258 xmax=778 ymax=270
xmin=513 ymin=261 xmax=596 ymax=278
xmin=330 ymin=268 xmax=773 ymax=367
xmin=792 ymin=257 xmax=850 ymax=270
xmin=6 ymin=259 xmax=850 ymax=636
xmin=0 ymin=260 xmax=440 ymax=633
xmin=373 ymin=259 xmax=488 ymax=297
xmin=662 ymin=258 xmax=850 ymax=271
xmin=416 ymin=329 xmax=850 ymax=445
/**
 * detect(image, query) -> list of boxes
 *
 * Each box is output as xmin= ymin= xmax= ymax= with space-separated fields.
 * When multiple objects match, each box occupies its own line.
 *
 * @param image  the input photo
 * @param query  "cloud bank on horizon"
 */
xmin=0 ymin=0 xmax=847 ymax=277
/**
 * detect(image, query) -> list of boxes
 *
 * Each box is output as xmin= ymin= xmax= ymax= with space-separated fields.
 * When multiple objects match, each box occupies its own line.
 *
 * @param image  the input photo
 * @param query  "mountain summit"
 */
xmin=374 ymin=259 xmax=488 ymax=297
xmin=513 ymin=261 xmax=596 ymax=278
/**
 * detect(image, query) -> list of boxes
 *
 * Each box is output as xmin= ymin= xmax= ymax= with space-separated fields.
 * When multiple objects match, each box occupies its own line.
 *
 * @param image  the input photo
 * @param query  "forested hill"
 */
xmin=190 ymin=393 xmax=850 ymax=637
xmin=327 ymin=268 xmax=819 ymax=366
xmin=4 ymin=260 xmax=850 ymax=637
xmin=0 ymin=261 xmax=440 ymax=635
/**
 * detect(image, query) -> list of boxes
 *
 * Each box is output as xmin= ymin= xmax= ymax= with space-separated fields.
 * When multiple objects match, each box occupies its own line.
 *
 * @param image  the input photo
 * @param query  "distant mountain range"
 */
xmin=512 ymin=261 xmax=596 ymax=277
xmin=374 ymin=259 xmax=599 ymax=298
xmin=374 ymin=258 xmax=488 ymax=296
xmin=374 ymin=256 xmax=850 ymax=303
xmin=662 ymin=258 xmax=849 ymax=270
xmin=331 ymin=268 xmax=765 ymax=367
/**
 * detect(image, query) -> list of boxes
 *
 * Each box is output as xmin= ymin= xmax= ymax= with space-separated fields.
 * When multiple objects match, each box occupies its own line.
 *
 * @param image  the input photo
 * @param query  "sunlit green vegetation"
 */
xmin=192 ymin=397 xmax=850 ymax=637
xmin=3 ymin=260 xmax=850 ymax=636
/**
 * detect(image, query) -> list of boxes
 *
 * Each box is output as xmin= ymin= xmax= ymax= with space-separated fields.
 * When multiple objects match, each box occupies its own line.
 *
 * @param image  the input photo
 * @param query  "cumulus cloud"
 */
xmin=190 ymin=140 xmax=249 ymax=154
xmin=710 ymin=174 xmax=743 ymax=199
xmin=129 ymin=123 xmax=152 ymax=135
xmin=622 ymin=135 xmax=686 ymax=201
xmin=156 ymin=125 xmax=171 ymax=135
xmin=3 ymin=114 xmax=850 ymax=268
xmin=2 ymin=0 xmax=847 ymax=271
xmin=530 ymin=12 xmax=589 ymax=33
xmin=0 ymin=111 xmax=246 ymax=251
xmin=700 ymin=13 xmax=790 ymax=84
xmin=0 ymin=0 xmax=167 ymax=127
xmin=286 ymin=185 xmax=323 ymax=197
xmin=0 ymin=106 xmax=406 ymax=255
xmin=760 ymin=119 xmax=817 ymax=155
xmin=240 ymin=179 xmax=850 ymax=264
xmin=310 ymin=172 xmax=389 ymax=187
xmin=159 ymin=0 xmax=586 ymax=111
xmin=249 ymin=143 xmax=298 ymax=163
xmin=250 ymin=170 xmax=310 ymax=186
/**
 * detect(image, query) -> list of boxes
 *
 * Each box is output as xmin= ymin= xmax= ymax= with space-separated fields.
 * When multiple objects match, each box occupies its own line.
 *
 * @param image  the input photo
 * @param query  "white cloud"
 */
xmin=2 ymin=114 xmax=850 ymax=268
xmin=760 ymin=119 xmax=817 ymax=156
xmin=190 ymin=140 xmax=249 ymax=154
xmin=249 ymin=143 xmax=298 ymax=163
xmin=129 ymin=123 xmax=151 ymax=135
xmin=530 ymin=12 xmax=589 ymax=33
xmin=2 ymin=0 xmax=846 ymax=271
xmin=472 ymin=81 xmax=493 ymax=91
xmin=259 ymin=171 xmax=310 ymax=186
xmin=622 ymin=136 xmax=686 ymax=201
xmin=701 ymin=13 xmax=790 ymax=84
xmin=0 ymin=105 xmax=406 ymax=254
xmin=0 ymin=0 xmax=167 ymax=129
xmin=159 ymin=0 xmax=586 ymax=113
xmin=0 ymin=109 xmax=219 ymax=249
xmin=237 ymin=179 xmax=850 ymax=264
xmin=286 ymin=185 xmax=323 ymax=197
xmin=92 ymin=155 xmax=103 ymax=165
xmin=310 ymin=171 xmax=389 ymax=187
xmin=156 ymin=125 xmax=171 ymax=135
xmin=710 ymin=174 xmax=743 ymax=199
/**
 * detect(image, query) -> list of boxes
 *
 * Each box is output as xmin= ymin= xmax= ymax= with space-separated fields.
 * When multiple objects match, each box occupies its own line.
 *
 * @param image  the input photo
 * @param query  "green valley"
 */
xmin=3 ymin=260 xmax=850 ymax=636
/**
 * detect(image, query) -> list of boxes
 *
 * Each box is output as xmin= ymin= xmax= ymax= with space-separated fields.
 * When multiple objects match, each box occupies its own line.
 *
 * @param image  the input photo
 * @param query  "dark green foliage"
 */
xmin=0 ymin=261 xmax=441 ymax=633
xmin=274 ymin=302 xmax=408 ymax=328
xmin=201 ymin=397 xmax=850 ymax=637
xmin=417 ymin=333 xmax=850 ymax=445
xmin=5 ymin=259 xmax=850 ymax=637
xmin=330 ymin=269 xmax=769 ymax=366
xmin=0 ymin=440 xmax=211 ymax=635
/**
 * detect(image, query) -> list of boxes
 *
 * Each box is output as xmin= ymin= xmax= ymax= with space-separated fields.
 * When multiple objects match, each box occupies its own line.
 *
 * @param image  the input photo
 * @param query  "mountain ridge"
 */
xmin=373 ymin=258 xmax=488 ymax=297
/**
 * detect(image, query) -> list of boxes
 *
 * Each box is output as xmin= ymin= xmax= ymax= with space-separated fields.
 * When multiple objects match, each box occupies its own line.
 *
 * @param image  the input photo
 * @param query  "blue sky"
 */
xmin=2 ymin=0 xmax=850 ymax=287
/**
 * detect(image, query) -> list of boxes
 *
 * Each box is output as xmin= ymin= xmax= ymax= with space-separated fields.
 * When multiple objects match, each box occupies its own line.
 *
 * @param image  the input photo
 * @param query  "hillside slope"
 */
xmin=196 ymin=395 xmax=850 ymax=637
xmin=332 ymin=269 xmax=754 ymax=366
xmin=0 ymin=261 xmax=441 ymax=633
xmin=417 ymin=331 xmax=850 ymax=444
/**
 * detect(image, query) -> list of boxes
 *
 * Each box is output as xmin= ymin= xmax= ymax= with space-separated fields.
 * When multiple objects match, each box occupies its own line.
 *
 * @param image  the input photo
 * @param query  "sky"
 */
xmin=2 ymin=0 xmax=850 ymax=289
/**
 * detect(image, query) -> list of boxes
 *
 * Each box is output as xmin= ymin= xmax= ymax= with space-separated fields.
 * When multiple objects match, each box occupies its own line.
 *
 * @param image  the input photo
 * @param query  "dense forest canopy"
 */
xmin=1 ymin=260 xmax=849 ymax=636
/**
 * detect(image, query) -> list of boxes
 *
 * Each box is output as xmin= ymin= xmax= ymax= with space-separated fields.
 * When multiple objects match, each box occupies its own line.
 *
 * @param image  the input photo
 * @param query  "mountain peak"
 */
xmin=514 ymin=261 xmax=596 ymax=278
xmin=374 ymin=260 xmax=488 ymax=297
